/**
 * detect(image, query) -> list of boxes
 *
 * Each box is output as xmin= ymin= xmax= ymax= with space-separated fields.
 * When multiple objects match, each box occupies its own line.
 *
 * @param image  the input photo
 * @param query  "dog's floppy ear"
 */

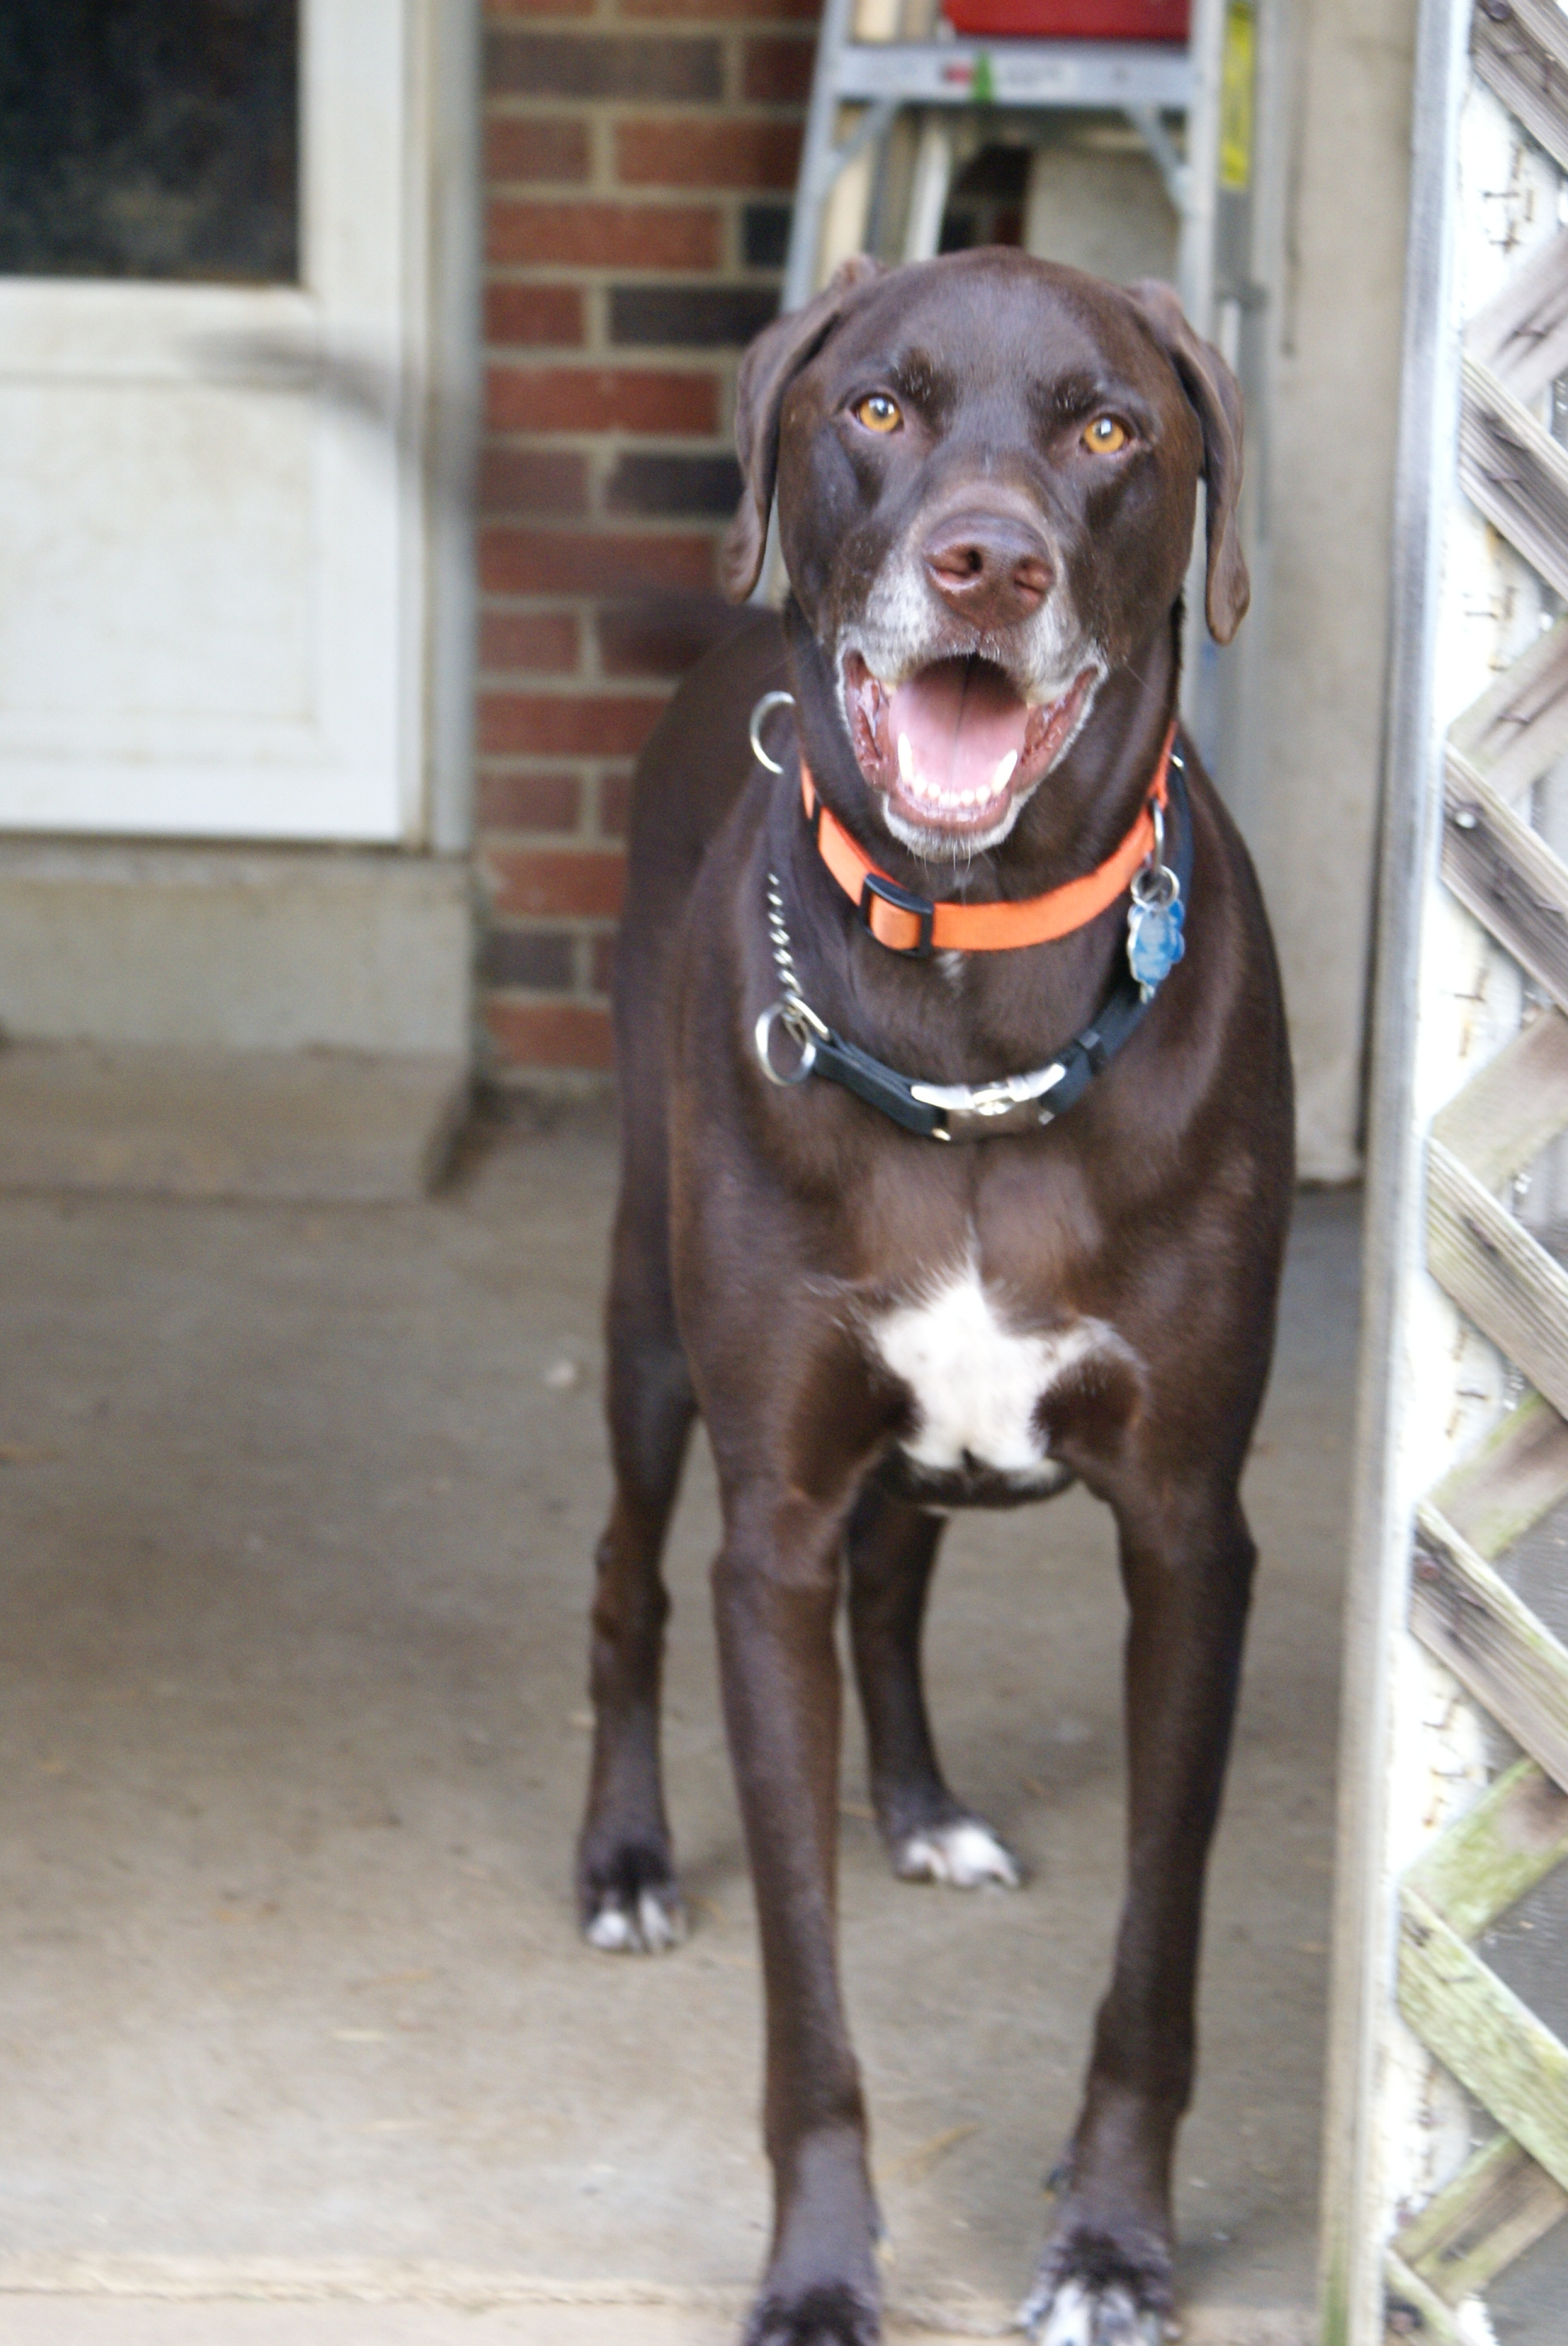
xmin=1127 ymin=279 xmax=1249 ymax=644
xmin=721 ymin=255 xmax=885 ymax=603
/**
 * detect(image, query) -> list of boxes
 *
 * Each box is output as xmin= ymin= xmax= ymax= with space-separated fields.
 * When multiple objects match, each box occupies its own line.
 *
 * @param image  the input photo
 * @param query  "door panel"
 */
xmin=0 ymin=381 xmax=314 ymax=726
xmin=0 ymin=0 xmax=420 ymax=843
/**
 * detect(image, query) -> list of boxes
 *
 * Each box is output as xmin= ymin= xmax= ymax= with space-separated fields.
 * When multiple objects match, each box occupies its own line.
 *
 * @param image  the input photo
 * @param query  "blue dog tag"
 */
xmin=1127 ymin=892 xmax=1185 ymax=996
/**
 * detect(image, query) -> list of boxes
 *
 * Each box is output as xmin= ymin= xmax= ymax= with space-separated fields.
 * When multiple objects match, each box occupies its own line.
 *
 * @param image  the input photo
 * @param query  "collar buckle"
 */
xmin=857 ymin=868 xmax=935 ymax=958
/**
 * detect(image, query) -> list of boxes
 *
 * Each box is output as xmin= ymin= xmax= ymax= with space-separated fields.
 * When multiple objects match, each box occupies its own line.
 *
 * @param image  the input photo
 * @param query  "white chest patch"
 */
xmin=869 ymin=1265 xmax=1127 ymax=1479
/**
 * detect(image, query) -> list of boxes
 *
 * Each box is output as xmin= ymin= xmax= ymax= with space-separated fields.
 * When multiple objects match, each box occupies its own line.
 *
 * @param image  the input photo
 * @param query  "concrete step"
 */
xmin=0 ymin=842 xmax=471 ymax=1060
xmin=0 ymin=1043 xmax=469 ymax=1203
xmin=0 ymin=2269 xmax=1316 ymax=2346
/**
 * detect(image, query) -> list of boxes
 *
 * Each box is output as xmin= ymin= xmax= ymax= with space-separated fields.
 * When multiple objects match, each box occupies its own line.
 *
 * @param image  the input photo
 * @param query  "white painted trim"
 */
xmin=1314 ymin=0 xmax=1472 ymax=2335
xmin=418 ymin=0 xmax=481 ymax=858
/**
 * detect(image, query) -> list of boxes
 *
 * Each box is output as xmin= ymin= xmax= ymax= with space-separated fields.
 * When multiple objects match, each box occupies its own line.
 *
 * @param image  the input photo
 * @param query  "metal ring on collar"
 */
xmin=755 ymin=1000 xmax=817 ymax=1085
xmin=748 ymin=690 xmax=796 ymax=774
xmin=1131 ymin=861 xmax=1180 ymax=909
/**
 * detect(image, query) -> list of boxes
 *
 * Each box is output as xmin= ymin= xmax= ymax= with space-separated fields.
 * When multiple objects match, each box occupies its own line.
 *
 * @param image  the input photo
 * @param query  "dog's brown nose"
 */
xmin=922 ymin=511 xmax=1054 ymax=629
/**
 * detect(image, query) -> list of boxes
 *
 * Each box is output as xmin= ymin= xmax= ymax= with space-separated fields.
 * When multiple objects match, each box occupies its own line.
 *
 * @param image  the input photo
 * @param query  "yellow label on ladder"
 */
xmin=1219 ymin=0 xmax=1255 ymax=193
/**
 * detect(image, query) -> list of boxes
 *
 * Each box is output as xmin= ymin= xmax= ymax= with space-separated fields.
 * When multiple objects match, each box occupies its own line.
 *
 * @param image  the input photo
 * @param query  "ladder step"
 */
xmin=832 ymin=39 xmax=1193 ymax=110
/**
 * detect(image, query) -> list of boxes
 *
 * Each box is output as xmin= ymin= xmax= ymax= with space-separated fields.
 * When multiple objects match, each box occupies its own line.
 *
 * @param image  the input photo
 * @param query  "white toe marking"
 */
xmin=1029 ymin=2281 xmax=1158 ymax=2346
xmin=586 ymin=1905 xmax=634 ymax=1952
xmin=586 ymin=1887 xmax=685 ymax=1956
xmin=895 ymin=1817 xmax=1021 ymax=1889
xmin=1038 ymin=2280 xmax=1093 ymax=2346
xmin=868 ymin=1263 xmax=1137 ymax=1482
xmin=637 ymin=1887 xmax=685 ymax=1951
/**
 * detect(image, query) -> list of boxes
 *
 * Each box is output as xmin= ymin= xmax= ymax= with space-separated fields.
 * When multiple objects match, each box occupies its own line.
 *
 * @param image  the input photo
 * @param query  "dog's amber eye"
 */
xmin=1083 ymin=415 xmax=1130 ymax=454
xmin=852 ymin=393 xmax=901 ymax=434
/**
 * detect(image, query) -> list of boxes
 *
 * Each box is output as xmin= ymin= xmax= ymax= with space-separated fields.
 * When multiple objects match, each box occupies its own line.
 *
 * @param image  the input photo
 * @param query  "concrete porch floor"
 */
xmin=0 ymin=1107 xmax=1356 ymax=2344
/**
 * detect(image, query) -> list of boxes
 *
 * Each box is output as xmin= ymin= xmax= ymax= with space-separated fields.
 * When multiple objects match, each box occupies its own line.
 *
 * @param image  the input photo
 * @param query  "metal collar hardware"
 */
xmin=754 ymin=742 xmax=1195 ymax=1143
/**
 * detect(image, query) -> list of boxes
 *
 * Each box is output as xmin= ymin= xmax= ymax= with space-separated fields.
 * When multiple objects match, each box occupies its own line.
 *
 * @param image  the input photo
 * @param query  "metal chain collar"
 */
xmin=755 ymin=873 xmax=830 ymax=1086
xmin=756 ymin=873 xmax=1071 ymax=1117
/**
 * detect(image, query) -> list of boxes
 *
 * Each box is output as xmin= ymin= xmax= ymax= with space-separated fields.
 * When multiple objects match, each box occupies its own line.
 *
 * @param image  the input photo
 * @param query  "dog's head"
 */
xmin=722 ymin=249 xmax=1245 ymax=857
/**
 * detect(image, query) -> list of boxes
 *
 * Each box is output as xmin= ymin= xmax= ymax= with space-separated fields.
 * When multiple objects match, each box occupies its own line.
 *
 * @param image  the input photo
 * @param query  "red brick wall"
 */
xmin=477 ymin=0 xmax=817 ymax=1077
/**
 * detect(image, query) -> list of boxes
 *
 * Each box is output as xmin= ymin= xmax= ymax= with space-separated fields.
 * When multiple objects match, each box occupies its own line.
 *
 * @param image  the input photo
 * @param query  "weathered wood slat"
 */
xmin=1447 ymin=616 xmax=1568 ymax=806
xmin=1442 ymin=761 xmax=1568 ymax=1010
xmin=1472 ymin=0 xmax=1568 ymax=178
xmin=1384 ymin=2248 xmax=1466 ymax=2342
xmin=1433 ymin=1389 xmax=1568 ymax=1559
xmin=1405 ymin=1757 xmax=1568 ymax=1939
xmin=1395 ymin=2130 xmax=1568 ymax=2304
xmin=1370 ymin=15 xmax=1568 ymax=2334
xmin=1431 ymin=1005 xmax=1568 ymax=1188
xmin=1411 ymin=1503 xmax=1568 ymax=1789
xmin=1459 ymin=353 xmax=1568 ymax=599
xmin=1467 ymin=223 xmax=1568 ymax=403
xmin=1399 ymin=1886 xmax=1568 ymax=2191
xmin=1427 ymin=1139 xmax=1568 ymax=1418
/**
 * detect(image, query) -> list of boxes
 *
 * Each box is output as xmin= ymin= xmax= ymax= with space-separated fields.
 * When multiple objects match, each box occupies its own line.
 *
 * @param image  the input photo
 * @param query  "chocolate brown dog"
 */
xmin=577 ymin=247 xmax=1292 ymax=2346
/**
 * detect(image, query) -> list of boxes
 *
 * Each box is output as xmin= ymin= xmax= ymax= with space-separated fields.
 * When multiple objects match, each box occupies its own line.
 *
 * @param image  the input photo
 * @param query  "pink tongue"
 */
xmin=887 ymin=658 xmax=1030 ymax=799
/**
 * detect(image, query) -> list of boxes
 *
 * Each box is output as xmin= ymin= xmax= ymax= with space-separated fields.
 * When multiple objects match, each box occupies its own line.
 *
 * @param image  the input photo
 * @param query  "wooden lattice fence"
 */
xmin=1323 ymin=4 xmax=1568 ymax=2338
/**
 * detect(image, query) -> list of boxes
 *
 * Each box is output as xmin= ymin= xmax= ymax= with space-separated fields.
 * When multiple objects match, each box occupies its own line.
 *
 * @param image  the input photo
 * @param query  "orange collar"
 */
xmin=800 ymin=719 xmax=1177 ymax=956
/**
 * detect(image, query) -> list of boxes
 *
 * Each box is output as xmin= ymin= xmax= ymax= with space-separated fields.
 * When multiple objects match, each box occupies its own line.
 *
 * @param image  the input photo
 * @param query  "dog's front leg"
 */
xmin=847 ymin=1485 xmax=1021 ymax=1892
xmin=714 ymin=1480 xmax=882 ymax=2346
xmin=1025 ymin=1475 xmax=1257 ymax=2346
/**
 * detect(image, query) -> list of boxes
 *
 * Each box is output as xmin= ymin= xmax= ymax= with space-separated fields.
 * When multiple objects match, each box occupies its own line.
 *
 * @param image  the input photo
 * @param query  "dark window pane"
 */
xmin=0 ymin=1 xmax=298 ymax=284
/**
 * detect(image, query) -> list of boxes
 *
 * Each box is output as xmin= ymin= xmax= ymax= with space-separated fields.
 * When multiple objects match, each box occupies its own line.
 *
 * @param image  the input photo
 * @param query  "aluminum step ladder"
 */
xmin=765 ymin=0 xmax=1272 ymax=800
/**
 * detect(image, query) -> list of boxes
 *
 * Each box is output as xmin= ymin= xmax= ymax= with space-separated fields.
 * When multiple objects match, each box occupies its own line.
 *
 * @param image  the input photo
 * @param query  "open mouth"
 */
xmin=842 ymin=651 xmax=1097 ymax=842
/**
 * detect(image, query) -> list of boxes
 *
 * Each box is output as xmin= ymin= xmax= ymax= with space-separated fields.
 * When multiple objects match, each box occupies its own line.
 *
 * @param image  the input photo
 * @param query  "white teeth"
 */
xmin=893 ymin=753 xmax=1016 ymax=819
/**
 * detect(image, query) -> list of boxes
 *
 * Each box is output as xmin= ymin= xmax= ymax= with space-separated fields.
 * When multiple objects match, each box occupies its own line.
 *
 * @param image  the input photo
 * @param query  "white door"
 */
xmin=0 ymin=0 xmax=451 ymax=846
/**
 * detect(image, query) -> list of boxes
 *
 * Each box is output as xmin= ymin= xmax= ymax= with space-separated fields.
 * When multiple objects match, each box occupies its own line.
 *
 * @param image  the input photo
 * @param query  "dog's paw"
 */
xmin=892 ymin=1815 xmax=1021 ymax=1890
xmin=742 ymin=2281 xmax=880 ymax=2345
xmin=1018 ymin=2277 xmax=1165 ymax=2346
xmin=1018 ymin=2227 xmax=1173 ymax=2346
xmin=577 ymin=1842 xmax=686 ymax=1955
xmin=583 ymin=1880 xmax=685 ymax=1952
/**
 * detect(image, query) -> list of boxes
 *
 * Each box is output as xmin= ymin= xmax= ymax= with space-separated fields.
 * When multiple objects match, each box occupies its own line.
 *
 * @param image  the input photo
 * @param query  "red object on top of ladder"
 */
xmin=940 ymin=0 xmax=1189 ymax=40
